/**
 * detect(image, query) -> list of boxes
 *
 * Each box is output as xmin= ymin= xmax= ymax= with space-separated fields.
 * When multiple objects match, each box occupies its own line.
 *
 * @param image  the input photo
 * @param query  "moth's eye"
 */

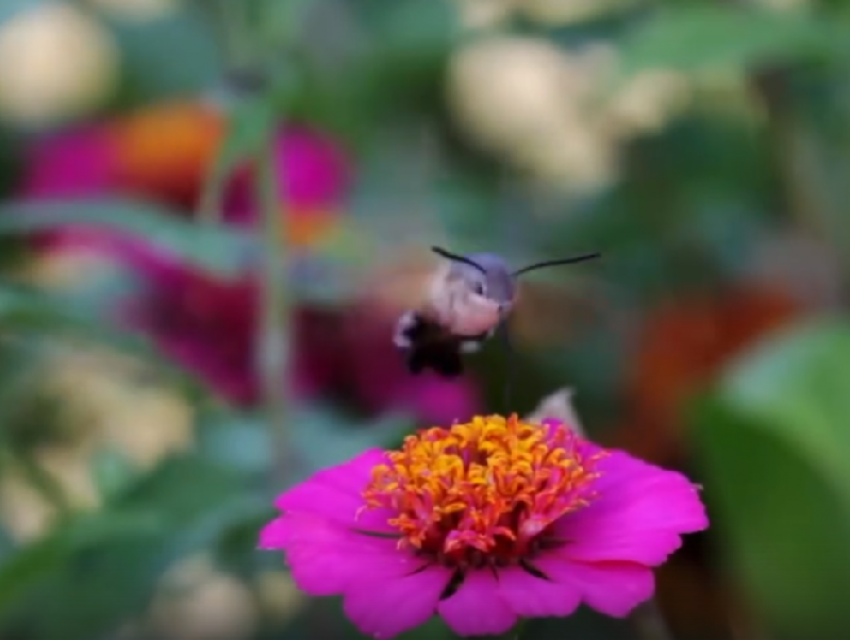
xmin=473 ymin=283 xmax=485 ymax=296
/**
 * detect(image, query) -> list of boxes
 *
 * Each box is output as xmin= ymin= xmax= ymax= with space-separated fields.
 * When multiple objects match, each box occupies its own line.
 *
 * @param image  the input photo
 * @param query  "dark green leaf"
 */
xmin=0 ymin=511 xmax=164 ymax=613
xmin=378 ymin=0 xmax=459 ymax=60
xmin=112 ymin=454 xmax=246 ymax=521
xmin=692 ymin=318 xmax=850 ymax=638
xmin=0 ymin=284 xmax=206 ymax=398
xmin=394 ymin=615 xmax=456 ymax=640
xmin=289 ymin=407 xmax=414 ymax=481
xmin=0 ymin=449 xmax=264 ymax=640
xmin=197 ymin=414 xmax=274 ymax=476
xmin=90 ymin=448 xmax=138 ymax=502
xmin=0 ymin=525 xmax=14 ymax=564
xmin=109 ymin=7 xmax=222 ymax=101
xmin=617 ymin=5 xmax=848 ymax=77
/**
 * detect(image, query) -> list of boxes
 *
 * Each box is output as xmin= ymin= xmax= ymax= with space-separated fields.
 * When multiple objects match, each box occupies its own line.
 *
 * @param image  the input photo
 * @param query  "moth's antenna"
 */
xmin=512 ymin=252 xmax=601 ymax=277
xmin=431 ymin=246 xmax=486 ymax=275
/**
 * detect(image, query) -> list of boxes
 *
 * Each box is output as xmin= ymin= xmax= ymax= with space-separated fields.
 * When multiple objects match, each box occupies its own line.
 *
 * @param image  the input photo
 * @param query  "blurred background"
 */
xmin=0 ymin=0 xmax=848 ymax=639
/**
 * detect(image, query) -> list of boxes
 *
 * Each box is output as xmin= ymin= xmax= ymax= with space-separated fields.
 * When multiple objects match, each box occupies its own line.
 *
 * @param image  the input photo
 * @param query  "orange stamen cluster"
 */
xmin=361 ymin=415 xmax=605 ymax=567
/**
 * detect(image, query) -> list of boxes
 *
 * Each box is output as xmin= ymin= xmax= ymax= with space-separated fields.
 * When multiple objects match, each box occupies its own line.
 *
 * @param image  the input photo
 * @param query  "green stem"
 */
xmin=197 ymin=140 xmax=231 ymax=227
xmin=199 ymin=0 xmax=255 ymax=228
xmin=217 ymin=0 xmax=253 ymax=72
xmin=255 ymin=131 xmax=295 ymax=483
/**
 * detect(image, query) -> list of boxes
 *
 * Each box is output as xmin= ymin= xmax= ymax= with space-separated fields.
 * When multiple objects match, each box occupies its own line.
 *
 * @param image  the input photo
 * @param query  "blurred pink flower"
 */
xmin=19 ymin=101 xmax=352 ymax=251
xmin=120 ymin=251 xmax=261 ymax=406
xmin=260 ymin=414 xmax=708 ymax=638
xmin=21 ymin=101 xmax=223 ymax=209
xmin=17 ymin=101 xmax=480 ymax=422
xmin=293 ymin=304 xmax=481 ymax=425
xmin=225 ymin=126 xmax=351 ymax=221
xmin=119 ymin=248 xmax=480 ymax=422
xmin=23 ymin=127 xmax=118 ymax=199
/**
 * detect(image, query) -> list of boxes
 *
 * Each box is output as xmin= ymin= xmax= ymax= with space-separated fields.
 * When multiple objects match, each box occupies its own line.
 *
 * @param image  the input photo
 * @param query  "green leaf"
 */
xmin=13 ymin=513 xmax=170 ymax=640
xmin=262 ymin=0 xmax=314 ymax=44
xmin=90 ymin=448 xmax=138 ymax=502
xmin=0 ymin=199 xmax=253 ymax=277
xmin=112 ymin=454 xmax=246 ymax=521
xmin=0 ymin=284 xmax=207 ymax=399
xmin=394 ymin=615 xmax=456 ymax=640
xmin=197 ymin=413 xmax=274 ymax=476
xmin=378 ymin=0 xmax=459 ymax=60
xmin=0 ymin=450 xmax=264 ymax=640
xmin=0 ymin=511 xmax=164 ymax=613
xmin=289 ymin=407 xmax=414 ymax=481
xmin=109 ymin=7 xmax=222 ymax=101
xmin=692 ymin=318 xmax=850 ymax=638
xmin=108 ymin=452 xmax=267 ymax=555
xmin=617 ymin=5 xmax=848 ymax=77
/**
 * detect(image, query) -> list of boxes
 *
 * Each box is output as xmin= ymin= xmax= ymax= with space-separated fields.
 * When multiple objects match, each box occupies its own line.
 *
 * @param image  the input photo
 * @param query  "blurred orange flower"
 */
xmin=107 ymin=101 xmax=224 ymax=207
xmin=616 ymin=285 xmax=802 ymax=464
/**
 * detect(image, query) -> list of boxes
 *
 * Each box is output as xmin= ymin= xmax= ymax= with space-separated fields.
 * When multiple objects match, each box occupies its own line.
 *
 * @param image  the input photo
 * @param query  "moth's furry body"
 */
xmin=393 ymin=252 xmax=517 ymax=377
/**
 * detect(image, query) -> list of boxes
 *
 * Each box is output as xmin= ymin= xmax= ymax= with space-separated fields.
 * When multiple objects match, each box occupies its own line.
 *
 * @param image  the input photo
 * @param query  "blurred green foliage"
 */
xmin=0 ymin=0 xmax=848 ymax=640
xmin=695 ymin=320 xmax=850 ymax=639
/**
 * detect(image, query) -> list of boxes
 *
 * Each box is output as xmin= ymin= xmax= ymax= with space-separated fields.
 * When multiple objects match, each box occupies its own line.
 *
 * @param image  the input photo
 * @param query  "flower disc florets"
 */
xmin=361 ymin=414 xmax=605 ymax=567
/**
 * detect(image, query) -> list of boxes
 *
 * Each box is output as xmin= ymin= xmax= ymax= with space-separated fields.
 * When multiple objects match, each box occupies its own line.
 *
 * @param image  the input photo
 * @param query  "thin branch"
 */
xmin=255 ymin=131 xmax=296 ymax=484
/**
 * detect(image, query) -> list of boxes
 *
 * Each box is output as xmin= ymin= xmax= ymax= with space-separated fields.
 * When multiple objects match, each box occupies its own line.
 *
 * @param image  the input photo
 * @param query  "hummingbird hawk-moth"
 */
xmin=393 ymin=246 xmax=601 ymax=378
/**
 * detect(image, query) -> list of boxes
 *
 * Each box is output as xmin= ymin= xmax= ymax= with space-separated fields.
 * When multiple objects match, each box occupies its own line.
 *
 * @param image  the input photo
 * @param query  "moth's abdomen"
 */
xmin=394 ymin=311 xmax=484 ymax=378
xmin=407 ymin=344 xmax=464 ymax=378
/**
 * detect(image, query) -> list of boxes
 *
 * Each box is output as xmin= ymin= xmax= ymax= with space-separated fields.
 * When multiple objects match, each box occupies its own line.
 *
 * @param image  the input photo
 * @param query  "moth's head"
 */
xmin=464 ymin=252 xmax=516 ymax=307
xmin=431 ymin=245 xmax=601 ymax=313
xmin=432 ymin=247 xmax=516 ymax=310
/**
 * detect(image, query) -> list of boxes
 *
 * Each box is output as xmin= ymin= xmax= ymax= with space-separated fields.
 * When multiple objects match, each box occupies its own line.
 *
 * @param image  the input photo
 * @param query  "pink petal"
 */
xmin=438 ymin=571 xmax=518 ymax=636
xmin=536 ymin=556 xmax=655 ymax=617
xmin=554 ymin=449 xmax=707 ymax=565
xmin=343 ymin=566 xmax=450 ymax=640
xmin=275 ymin=448 xmax=397 ymax=532
xmin=22 ymin=127 xmax=117 ymax=198
xmin=279 ymin=126 xmax=351 ymax=210
xmin=258 ymin=517 xmax=289 ymax=549
xmin=496 ymin=566 xmax=581 ymax=618
xmin=266 ymin=513 xmax=426 ymax=596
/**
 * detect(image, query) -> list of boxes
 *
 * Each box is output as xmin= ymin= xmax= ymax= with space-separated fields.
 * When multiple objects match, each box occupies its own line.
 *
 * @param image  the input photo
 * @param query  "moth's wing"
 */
xmin=358 ymin=248 xmax=443 ymax=317
xmin=507 ymin=276 xmax=609 ymax=347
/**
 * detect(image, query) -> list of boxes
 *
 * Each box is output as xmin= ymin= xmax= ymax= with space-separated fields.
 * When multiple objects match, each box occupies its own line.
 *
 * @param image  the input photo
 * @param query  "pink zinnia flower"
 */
xmin=260 ymin=414 xmax=708 ymax=639
xmin=21 ymin=101 xmax=223 ymax=209
xmin=23 ymin=127 xmax=118 ymax=199
xmin=118 ymin=250 xmax=261 ymax=406
xmin=19 ymin=100 xmax=352 ymax=254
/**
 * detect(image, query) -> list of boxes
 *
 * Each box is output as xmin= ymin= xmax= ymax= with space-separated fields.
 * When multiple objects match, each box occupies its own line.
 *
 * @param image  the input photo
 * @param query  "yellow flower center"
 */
xmin=361 ymin=414 xmax=605 ymax=567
